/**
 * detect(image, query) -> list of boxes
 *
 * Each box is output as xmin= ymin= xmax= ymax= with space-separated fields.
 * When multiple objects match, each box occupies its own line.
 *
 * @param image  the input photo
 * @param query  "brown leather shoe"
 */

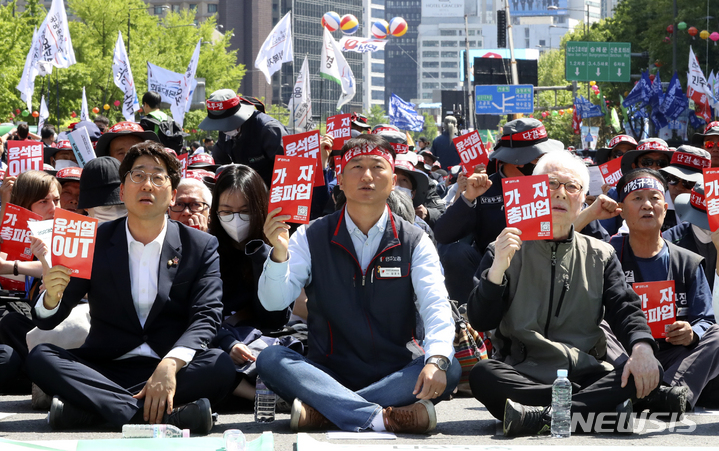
xmin=290 ymin=398 xmax=331 ymax=431
xmin=383 ymin=400 xmax=437 ymax=434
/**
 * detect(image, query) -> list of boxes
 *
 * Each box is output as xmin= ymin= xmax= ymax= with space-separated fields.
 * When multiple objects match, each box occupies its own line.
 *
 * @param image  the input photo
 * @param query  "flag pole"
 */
xmin=56 ymin=71 xmax=60 ymax=129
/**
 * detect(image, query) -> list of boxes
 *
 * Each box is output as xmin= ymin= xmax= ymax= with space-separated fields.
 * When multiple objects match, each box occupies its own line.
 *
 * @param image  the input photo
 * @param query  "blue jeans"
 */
xmin=256 ymin=346 xmax=461 ymax=431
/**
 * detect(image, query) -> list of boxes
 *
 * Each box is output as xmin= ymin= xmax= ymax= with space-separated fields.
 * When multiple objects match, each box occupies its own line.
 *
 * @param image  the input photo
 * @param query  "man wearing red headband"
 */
xmin=257 ymin=133 xmax=459 ymax=434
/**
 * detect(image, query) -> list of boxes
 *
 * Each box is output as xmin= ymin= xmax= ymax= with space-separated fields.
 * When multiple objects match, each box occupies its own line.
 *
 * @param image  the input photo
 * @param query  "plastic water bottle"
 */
xmin=551 ymin=369 xmax=572 ymax=438
xmin=121 ymin=424 xmax=189 ymax=438
xmin=255 ymin=376 xmax=276 ymax=423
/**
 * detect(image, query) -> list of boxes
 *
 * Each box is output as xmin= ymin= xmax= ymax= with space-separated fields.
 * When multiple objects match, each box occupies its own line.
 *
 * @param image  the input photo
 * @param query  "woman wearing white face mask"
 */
xmin=208 ymin=164 xmax=296 ymax=403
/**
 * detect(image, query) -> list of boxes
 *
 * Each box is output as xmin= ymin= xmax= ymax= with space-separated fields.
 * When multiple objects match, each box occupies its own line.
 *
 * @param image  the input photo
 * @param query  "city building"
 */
xmin=363 ymin=0 xmax=386 ymax=112
xmin=384 ymin=0 xmax=421 ymax=109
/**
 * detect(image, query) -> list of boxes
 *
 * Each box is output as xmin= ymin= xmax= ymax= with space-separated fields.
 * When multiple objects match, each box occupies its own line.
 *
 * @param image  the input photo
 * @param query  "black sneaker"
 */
xmin=615 ymin=399 xmax=634 ymax=434
xmin=636 ymin=385 xmax=688 ymax=419
xmin=48 ymin=396 xmax=101 ymax=430
xmin=503 ymin=399 xmax=551 ymax=437
xmin=163 ymin=398 xmax=213 ymax=435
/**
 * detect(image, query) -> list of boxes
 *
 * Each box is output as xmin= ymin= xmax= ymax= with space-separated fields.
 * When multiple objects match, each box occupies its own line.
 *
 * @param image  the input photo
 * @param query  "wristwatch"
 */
xmin=427 ymin=356 xmax=450 ymax=372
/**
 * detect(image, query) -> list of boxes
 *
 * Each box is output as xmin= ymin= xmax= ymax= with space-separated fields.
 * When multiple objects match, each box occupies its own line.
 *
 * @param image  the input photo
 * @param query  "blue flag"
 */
xmin=660 ymin=72 xmax=689 ymax=120
xmin=623 ymin=71 xmax=652 ymax=108
xmin=650 ymin=109 xmax=668 ymax=130
xmin=649 ymin=72 xmax=664 ymax=110
xmin=389 ymin=93 xmax=425 ymax=132
xmin=689 ymin=110 xmax=706 ymax=130
xmin=574 ymin=95 xmax=603 ymax=119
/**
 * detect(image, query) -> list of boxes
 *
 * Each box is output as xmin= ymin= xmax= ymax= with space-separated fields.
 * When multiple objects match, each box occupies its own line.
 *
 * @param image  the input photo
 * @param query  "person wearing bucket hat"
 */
xmin=187 ymin=153 xmax=219 ymax=172
xmin=659 ymin=145 xmax=710 ymax=204
xmin=45 ymin=140 xmax=79 ymax=170
xmin=350 ymin=112 xmax=371 ymax=132
xmin=609 ymin=168 xmax=719 ymax=413
xmin=56 ymin=167 xmax=83 ymax=214
xmin=201 ymin=89 xmax=288 ymax=187
xmin=620 ymin=138 xmax=673 ymax=175
xmin=94 ymin=121 xmax=160 ymax=163
xmin=691 ymin=121 xmax=719 ymax=166
xmin=595 ymin=135 xmax=638 ymax=166
xmin=78 ymin=156 xmax=127 ymax=223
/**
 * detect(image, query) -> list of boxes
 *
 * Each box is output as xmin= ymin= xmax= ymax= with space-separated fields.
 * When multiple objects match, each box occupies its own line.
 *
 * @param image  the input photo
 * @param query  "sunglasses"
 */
xmin=610 ymin=149 xmax=626 ymax=159
xmin=705 ymin=141 xmax=718 ymax=149
xmin=665 ymin=174 xmax=695 ymax=190
xmin=638 ymin=158 xmax=669 ymax=168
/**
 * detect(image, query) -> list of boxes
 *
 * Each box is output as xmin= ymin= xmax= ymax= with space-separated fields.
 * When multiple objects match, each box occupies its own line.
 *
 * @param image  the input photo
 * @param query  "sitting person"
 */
xmin=168 ymin=178 xmax=212 ymax=232
xmin=468 ymin=150 xmax=685 ymax=437
xmin=25 ymin=141 xmax=236 ymax=433
xmin=256 ymin=133 xmax=460 ymax=433
xmin=608 ymin=169 xmax=719 ymax=410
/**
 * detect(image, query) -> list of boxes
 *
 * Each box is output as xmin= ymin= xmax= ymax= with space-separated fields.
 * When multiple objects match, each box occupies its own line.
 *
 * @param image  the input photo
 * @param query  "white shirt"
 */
xmin=258 ymin=206 xmax=455 ymax=362
xmin=36 ymin=218 xmax=195 ymax=365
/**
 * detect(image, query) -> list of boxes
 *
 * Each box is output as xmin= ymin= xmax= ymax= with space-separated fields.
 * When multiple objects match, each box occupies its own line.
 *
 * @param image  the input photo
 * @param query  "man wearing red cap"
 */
xmin=94 ymin=122 xmax=161 ymax=163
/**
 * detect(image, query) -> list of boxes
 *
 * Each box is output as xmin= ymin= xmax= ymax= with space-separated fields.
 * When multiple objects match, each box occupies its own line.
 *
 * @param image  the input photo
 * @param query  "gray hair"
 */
xmin=533 ymin=150 xmax=590 ymax=194
xmin=176 ymin=178 xmax=212 ymax=204
xmin=387 ymin=189 xmax=415 ymax=223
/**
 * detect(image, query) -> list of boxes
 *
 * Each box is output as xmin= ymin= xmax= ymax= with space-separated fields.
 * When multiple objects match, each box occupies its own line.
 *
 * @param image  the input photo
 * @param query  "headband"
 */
xmin=619 ymin=177 xmax=665 ymax=202
xmin=390 ymin=143 xmax=409 ymax=154
xmin=341 ymin=143 xmax=394 ymax=173
xmin=670 ymin=152 xmax=710 ymax=171
xmin=206 ymin=96 xmax=241 ymax=119
xmin=690 ymin=189 xmax=706 ymax=212
xmin=498 ymin=126 xmax=548 ymax=148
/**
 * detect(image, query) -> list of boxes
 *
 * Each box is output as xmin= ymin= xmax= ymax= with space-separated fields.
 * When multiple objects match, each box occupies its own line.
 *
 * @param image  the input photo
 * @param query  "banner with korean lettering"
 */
xmin=282 ymin=130 xmax=325 ymax=186
xmin=452 ymin=131 xmax=489 ymax=174
xmin=269 ymin=156 xmax=316 ymax=224
xmin=338 ymin=36 xmax=389 ymax=53
xmin=326 ymin=113 xmax=352 ymax=150
xmin=598 ymin=157 xmax=622 ymax=186
xmin=502 ymin=175 xmax=553 ymax=240
xmin=633 ymin=281 xmax=676 ymax=338
xmin=178 ymin=153 xmax=188 ymax=178
xmin=7 ymin=141 xmax=43 ymax=177
xmin=333 ymin=155 xmax=343 ymax=175
xmin=51 ymin=209 xmax=98 ymax=279
xmin=0 ymin=204 xmax=42 ymax=261
xmin=703 ymin=168 xmax=719 ymax=231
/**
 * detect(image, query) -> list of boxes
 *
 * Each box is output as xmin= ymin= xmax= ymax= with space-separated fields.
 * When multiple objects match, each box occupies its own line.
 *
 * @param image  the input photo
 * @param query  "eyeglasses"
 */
xmin=665 ymin=174 xmax=695 ymax=190
xmin=169 ymin=201 xmax=208 ymax=213
xmin=127 ymin=169 xmax=170 ymax=187
xmin=549 ymin=179 xmax=583 ymax=194
xmin=217 ymin=211 xmax=251 ymax=222
xmin=638 ymin=158 xmax=669 ymax=168
xmin=610 ymin=150 xmax=626 ymax=159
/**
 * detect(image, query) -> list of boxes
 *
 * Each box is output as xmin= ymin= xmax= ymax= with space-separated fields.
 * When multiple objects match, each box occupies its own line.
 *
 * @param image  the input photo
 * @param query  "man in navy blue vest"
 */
xmin=257 ymin=133 xmax=460 ymax=433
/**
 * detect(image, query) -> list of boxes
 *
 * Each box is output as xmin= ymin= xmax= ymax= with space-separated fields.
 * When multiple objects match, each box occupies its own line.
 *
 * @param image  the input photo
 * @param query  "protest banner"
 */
xmin=178 ymin=153 xmax=188 ymax=178
xmin=632 ymin=281 xmax=676 ymax=338
xmin=598 ymin=157 xmax=623 ymax=186
xmin=0 ymin=204 xmax=42 ymax=261
xmin=282 ymin=130 xmax=325 ymax=186
xmin=27 ymin=219 xmax=54 ymax=268
xmin=51 ymin=209 xmax=98 ymax=279
xmin=703 ymin=168 xmax=719 ymax=231
xmin=502 ymin=175 xmax=553 ymax=240
xmin=7 ymin=141 xmax=43 ymax=177
xmin=268 ymin=156 xmax=315 ymax=224
xmin=326 ymin=113 xmax=352 ymax=150
xmin=452 ymin=130 xmax=489 ymax=174
xmin=67 ymin=126 xmax=97 ymax=167
xmin=333 ymin=155 xmax=343 ymax=175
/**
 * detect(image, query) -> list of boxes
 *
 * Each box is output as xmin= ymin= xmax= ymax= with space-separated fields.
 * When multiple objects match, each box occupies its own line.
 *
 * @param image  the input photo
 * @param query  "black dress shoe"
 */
xmin=162 ymin=398 xmax=213 ymax=435
xmin=635 ymin=385 xmax=688 ymax=419
xmin=503 ymin=399 xmax=551 ymax=437
xmin=48 ymin=396 xmax=101 ymax=430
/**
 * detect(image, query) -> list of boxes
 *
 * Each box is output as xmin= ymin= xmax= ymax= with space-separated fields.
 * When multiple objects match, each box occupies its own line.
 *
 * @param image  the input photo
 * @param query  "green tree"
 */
xmin=409 ymin=111 xmax=439 ymax=143
xmin=266 ymin=103 xmax=290 ymax=126
xmin=364 ymin=104 xmax=386 ymax=128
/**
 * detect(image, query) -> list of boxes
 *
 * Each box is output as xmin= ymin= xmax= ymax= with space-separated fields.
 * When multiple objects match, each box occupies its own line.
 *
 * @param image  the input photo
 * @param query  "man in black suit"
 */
xmin=26 ymin=141 xmax=235 ymax=433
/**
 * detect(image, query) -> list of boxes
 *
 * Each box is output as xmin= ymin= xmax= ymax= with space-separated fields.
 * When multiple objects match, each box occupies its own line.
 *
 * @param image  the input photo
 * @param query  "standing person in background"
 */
xmin=431 ymin=116 xmax=460 ymax=169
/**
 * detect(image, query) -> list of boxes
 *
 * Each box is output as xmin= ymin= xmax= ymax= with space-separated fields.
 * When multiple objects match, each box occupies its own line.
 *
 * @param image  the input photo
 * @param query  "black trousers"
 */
xmin=26 ymin=343 xmax=236 ymax=427
xmin=0 ymin=344 xmax=22 ymax=389
xmin=469 ymin=359 xmax=662 ymax=421
xmin=0 ymin=312 xmax=35 ymax=359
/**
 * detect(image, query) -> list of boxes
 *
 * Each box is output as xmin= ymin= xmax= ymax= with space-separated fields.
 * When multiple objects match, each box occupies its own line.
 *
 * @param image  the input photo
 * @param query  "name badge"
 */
xmin=378 ymin=267 xmax=402 ymax=278
xmin=676 ymin=307 xmax=688 ymax=317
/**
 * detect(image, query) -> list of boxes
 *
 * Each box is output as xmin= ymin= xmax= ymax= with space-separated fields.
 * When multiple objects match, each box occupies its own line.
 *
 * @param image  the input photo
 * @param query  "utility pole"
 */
xmin=505 ymin=0 xmax=519 ymax=85
xmin=464 ymin=15 xmax=474 ymax=130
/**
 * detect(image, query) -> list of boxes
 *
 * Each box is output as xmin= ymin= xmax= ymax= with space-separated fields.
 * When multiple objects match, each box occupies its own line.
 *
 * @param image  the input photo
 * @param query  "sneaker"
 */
xmin=48 ymin=396 xmax=100 ymax=430
xmin=276 ymin=397 xmax=292 ymax=413
xmin=636 ymin=385 xmax=688 ymax=419
xmin=163 ymin=398 xmax=213 ymax=435
xmin=32 ymin=383 xmax=52 ymax=411
xmin=382 ymin=400 xmax=437 ymax=434
xmin=290 ymin=398 xmax=331 ymax=431
xmin=615 ymin=399 xmax=634 ymax=434
xmin=502 ymin=399 xmax=551 ymax=437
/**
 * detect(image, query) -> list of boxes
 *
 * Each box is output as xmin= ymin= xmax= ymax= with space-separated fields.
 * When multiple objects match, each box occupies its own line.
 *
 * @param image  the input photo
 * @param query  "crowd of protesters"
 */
xmin=0 ymin=89 xmax=719 ymax=437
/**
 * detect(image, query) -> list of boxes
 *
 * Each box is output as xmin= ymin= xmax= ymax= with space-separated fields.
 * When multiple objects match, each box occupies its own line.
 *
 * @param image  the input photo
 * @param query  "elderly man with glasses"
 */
xmin=168 ymin=178 xmax=212 ymax=232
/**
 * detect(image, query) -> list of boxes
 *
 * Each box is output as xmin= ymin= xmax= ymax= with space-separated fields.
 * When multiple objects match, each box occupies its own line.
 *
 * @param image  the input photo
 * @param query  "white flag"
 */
xmin=147 ymin=62 xmax=197 ymax=117
xmin=320 ymin=28 xmax=356 ymax=110
xmin=38 ymin=95 xmax=49 ymax=131
xmin=112 ymin=32 xmax=139 ymax=122
xmin=688 ymin=46 xmax=714 ymax=121
xmin=172 ymin=39 xmax=202 ymax=128
xmin=37 ymin=0 xmax=76 ymax=69
xmin=80 ymin=87 xmax=89 ymax=122
xmin=17 ymin=27 xmax=41 ymax=110
xmin=287 ymin=56 xmax=314 ymax=132
xmin=255 ymin=11 xmax=293 ymax=84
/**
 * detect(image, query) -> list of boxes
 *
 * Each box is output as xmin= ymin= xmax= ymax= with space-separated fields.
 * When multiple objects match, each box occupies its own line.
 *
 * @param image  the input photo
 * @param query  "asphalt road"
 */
xmin=2 ymin=393 xmax=719 ymax=449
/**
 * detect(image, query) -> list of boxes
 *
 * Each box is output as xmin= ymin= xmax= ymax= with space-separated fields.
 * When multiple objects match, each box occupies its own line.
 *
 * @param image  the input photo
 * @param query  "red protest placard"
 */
xmin=7 ymin=141 xmax=43 ymax=177
xmin=502 ymin=175 xmax=553 ymax=240
xmin=632 ymin=281 xmax=676 ymax=339
xmin=703 ymin=168 xmax=719 ymax=232
xmin=178 ymin=153 xmax=188 ymax=178
xmin=269 ymin=156 xmax=315 ymax=224
xmin=51 ymin=209 xmax=99 ymax=279
xmin=333 ymin=156 xmax=343 ymax=175
xmin=452 ymin=131 xmax=489 ymax=174
xmin=598 ymin=157 xmax=623 ymax=186
xmin=0 ymin=204 xmax=42 ymax=261
xmin=282 ymin=130 xmax=325 ymax=186
xmin=326 ymin=114 xmax=352 ymax=150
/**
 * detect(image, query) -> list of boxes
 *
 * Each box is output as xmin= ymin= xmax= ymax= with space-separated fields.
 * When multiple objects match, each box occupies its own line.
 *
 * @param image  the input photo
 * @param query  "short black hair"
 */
xmin=41 ymin=125 xmax=56 ymax=140
xmin=340 ymin=133 xmax=396 ymax=163
xmin=142 ymin=91 xmax=162 ymax=109
xmin=616 ymin=168 xmax=668 ymax=196
xmin=191 ymin=141 xmax=201 ymax=150
xmin=17 ymin=123 xmax=29 ymax=139
xmin=203 ymin=137 xmax=214 ymax=144
xmin=119 ymin=140 xmax=181 ymax=190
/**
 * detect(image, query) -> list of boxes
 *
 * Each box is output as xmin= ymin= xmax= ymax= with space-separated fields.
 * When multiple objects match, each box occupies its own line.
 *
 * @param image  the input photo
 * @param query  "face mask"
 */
xmin=224 ymin=128 xmax=240 ymax=138
xmin=692 ymin=224 xmax=713 ymax=244
xmin=54 ymin=159 xmax=80 ymax=170
xmin=395 ymin=186 xmax=414 ymax=199
xmin=88 ymin=204 xmax=128 ymax=223
xmin=518 ymin=163 xmax=536 ymax=176
xmin=220 ymin=213 xmax=252 ymax=243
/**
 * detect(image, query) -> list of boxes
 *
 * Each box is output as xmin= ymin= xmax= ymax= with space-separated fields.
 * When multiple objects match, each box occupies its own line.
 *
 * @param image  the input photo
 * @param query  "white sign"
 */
xmin=27 ymin=219 xmax=54 ymax=268
xmin=422 ymin=0 xmax=465 ymax=18
xmin=67 ymin=126 xmax=96 ymax=168
xmin=255 ymin=11 xmax=293 ymax=84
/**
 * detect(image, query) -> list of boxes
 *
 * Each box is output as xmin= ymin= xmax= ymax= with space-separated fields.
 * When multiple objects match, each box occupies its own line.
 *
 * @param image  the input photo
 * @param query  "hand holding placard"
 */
xmin=51 ymin=209 xmax=99 ymax=279
xmin=501 ymin=174 xmax=553 ymax=241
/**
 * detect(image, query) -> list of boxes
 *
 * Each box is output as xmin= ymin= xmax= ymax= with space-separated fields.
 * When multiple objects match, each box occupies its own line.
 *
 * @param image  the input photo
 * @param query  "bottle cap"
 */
xmin=182 ymin=429 xmax=190 ymax=438
xmin=557 ymin=369 xmax=568 ymax=378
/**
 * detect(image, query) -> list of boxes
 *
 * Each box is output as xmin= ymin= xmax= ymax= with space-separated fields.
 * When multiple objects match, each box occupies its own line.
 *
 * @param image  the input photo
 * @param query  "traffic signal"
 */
xmin=497 ymin=10 xmax=507 ymax=48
